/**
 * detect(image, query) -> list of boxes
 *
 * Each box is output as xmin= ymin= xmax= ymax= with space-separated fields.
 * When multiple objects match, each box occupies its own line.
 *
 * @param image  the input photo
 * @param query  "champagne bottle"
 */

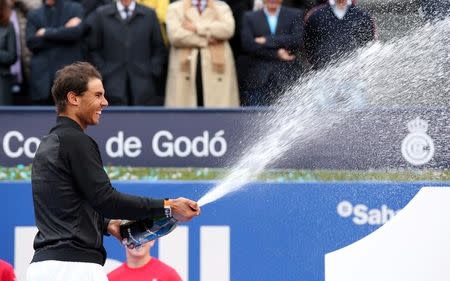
xmin=120 ymin=215 xmax=177 ymax=249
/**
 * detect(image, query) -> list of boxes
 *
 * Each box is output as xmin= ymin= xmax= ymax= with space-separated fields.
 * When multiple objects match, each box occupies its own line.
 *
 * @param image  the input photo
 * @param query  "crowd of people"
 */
xmin=0 ymin=0 xmax=447 ymax=107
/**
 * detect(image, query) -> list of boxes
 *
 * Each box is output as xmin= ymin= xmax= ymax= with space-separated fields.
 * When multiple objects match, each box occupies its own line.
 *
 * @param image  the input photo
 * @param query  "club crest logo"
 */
xmin=401 ymin=117 xmax=435 ymax=166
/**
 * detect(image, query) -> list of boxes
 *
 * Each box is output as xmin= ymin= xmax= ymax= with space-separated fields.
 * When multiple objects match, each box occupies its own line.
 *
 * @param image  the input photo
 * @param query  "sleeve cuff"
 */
xmin=196 ymin=24 xmax=210 ymax=38
xmin=150 ymin=199 xmax=166 ymax=218
xmin=103 ymin=218 xmax=111 ymax=236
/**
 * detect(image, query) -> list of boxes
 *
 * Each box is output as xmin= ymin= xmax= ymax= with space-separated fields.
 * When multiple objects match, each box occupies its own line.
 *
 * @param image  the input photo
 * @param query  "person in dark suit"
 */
xmin=304 ymin=0 xmax=376 ymax=70
xmin=88 ymin=0 xmax=166 ymax=106
xmin=240 ymin=0 xmax=304 ymax=106
xmin=26 ymin=0 xmax=84 ymax=105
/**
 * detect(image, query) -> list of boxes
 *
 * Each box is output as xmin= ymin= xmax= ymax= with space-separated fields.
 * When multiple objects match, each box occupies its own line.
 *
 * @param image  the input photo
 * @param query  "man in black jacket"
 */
xmin=27 ymin=62 xmax=200 ymax=281
xmin=88 ymin=0 xmax=166 ymax=105
xmin=240 ymin=0 xmax=305 ymax=106
xmin=26 ymin=0 xmax=85 ymax=104
xmin=304 ymin=0 xmax=377 ymax=70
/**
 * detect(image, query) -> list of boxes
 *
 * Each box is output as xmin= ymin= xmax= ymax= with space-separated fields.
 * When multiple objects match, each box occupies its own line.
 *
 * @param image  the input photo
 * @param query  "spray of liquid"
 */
xmin=197 ymin=19 xmax=450 ymax=207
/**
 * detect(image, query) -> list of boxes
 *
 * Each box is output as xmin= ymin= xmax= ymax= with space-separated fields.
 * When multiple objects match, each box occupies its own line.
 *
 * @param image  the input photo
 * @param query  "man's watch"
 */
xmin=164 ymin=199 xmax=173 ymax=218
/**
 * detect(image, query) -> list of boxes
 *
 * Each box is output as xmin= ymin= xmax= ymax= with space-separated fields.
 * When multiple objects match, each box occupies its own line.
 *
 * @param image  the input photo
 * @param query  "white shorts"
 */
xmin=26 ymin=260 xmax=108 ymax=281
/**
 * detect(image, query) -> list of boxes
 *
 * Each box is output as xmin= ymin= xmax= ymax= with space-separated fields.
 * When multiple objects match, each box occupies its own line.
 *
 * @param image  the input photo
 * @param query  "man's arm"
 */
xmin=42 ymin=21 xmax=84 ymax=42
xmin=196 ymin=2 xmax=235 ymax=41
xmin=66 ymin=135 xmax=165 ymax=220
xmin=166 ymin=3 xmax=208 ymax=48
xmin=0 ymin=25 xmax=17 ymax=65
xmin=42 ymin=4 xmax=84 ymax=42
xmin=240 ymin=12 xmax=278 ymax=59
xmin=264 ymin=10 xmax=304 ymax=52
xmin=105 ymin=198 xmax=200 ymax=239
xmin=26 ymin=10 xmax=51 ymax=52
xmin=66 ymin=135 xmax=200 ymax=222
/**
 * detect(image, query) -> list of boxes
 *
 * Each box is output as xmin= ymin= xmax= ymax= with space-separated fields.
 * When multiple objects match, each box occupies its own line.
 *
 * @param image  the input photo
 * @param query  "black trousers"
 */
xmin=196 ymin=52 xmax=204 ymax=107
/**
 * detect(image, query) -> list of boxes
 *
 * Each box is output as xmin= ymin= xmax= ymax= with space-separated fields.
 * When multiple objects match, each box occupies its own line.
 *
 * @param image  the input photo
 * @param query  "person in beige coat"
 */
xmin=165 ymin=0 xmax=240 ymax=108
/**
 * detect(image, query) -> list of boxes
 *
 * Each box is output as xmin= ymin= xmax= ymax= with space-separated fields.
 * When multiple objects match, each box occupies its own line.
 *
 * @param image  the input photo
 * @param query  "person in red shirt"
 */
xmin=108 ymin=240 xmax=181 ymax=281
xmin=0 ymin=259 xmax=16 ymax=281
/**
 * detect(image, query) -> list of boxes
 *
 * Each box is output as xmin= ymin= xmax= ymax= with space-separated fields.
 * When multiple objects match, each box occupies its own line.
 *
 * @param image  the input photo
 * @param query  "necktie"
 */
xmin=197 ymin=0 xmax=202 ymax=14
xmin=124 ymin=6 xmax=129 ymax=20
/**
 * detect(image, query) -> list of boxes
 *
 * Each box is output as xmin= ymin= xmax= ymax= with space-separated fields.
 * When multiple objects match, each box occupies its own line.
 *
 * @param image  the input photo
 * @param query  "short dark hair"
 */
xmin=51 ymin=62 xmax=102 ymax=114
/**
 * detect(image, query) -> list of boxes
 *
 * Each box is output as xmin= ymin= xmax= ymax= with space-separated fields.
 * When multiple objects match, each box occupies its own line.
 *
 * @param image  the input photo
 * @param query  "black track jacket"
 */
xmin=31 ymin=116 xmax=164 ymax=265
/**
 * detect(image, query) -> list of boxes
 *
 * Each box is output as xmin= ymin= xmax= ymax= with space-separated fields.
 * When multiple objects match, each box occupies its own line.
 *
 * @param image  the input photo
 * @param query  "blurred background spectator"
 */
xmin=107 ymin=240 xmax=182 ymax=281
xmin=0 ymin=0 xmax=17 ymax=105
xmin=26 ymin=0 xmax=84 ymax=105
xmin=165 ymin=0 xmax=239 ymax=108
xmin=88 ymin=0 xmax=166 ymax=105
xmin=7 ymin=0 xmax=41 ymax=105
xmin=9 ymin=0 xmax=28 ymax=102
xmin=240 ymin=0 xmax=304 ymax=106
xmin=304 ymin=0 xmax=377 ymax=70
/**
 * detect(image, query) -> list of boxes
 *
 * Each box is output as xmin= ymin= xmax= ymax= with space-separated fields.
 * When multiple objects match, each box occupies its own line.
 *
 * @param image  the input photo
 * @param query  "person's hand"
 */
xmin=254 ymin=36 xmax=266 ymax=45
xmin=65 ymin=17 xmax=82 ymax=28
xmin=277 ymin=48 xmax=296 ymax=61
xmin=107 ymin=219 xmax=122 ymax=242
xmin=36 ymin=28 xmax=46 ymax=37
xmin=168 ymin=197 xmax=201 ymax=222
xmin=182 ymin=19 xmax=197 ymax=33
xmin=208 ymin=37 xmax=220 ymax=45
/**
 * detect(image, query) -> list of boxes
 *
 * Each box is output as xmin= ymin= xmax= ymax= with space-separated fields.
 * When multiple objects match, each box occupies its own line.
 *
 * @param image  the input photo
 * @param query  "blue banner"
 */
xmin=0 ymin=107 xmax=448 ymax=169
xmin=2 ymin=181 xmax=449 ymax=281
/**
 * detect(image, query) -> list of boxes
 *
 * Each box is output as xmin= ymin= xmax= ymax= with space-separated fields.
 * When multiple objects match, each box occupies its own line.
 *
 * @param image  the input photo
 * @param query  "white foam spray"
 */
xmin=197 ymin=19 xmax=450 ymax=207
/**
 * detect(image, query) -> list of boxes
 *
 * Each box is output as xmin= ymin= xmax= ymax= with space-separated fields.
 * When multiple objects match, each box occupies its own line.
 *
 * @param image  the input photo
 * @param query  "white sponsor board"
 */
xmin=14 ymin=225 xmax=230 ymax=281
xmin=325 ymin=187 xmax=450 ymax=281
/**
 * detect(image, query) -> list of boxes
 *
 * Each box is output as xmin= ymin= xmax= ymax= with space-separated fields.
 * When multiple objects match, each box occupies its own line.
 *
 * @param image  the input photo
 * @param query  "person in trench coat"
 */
xmin=165 ymin=0 xmax=239 ymax=108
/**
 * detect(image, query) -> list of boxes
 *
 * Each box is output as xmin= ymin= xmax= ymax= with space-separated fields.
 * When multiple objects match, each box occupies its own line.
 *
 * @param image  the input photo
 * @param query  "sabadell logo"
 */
xmin=337 ymin=200 xmax=400 ymax=226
